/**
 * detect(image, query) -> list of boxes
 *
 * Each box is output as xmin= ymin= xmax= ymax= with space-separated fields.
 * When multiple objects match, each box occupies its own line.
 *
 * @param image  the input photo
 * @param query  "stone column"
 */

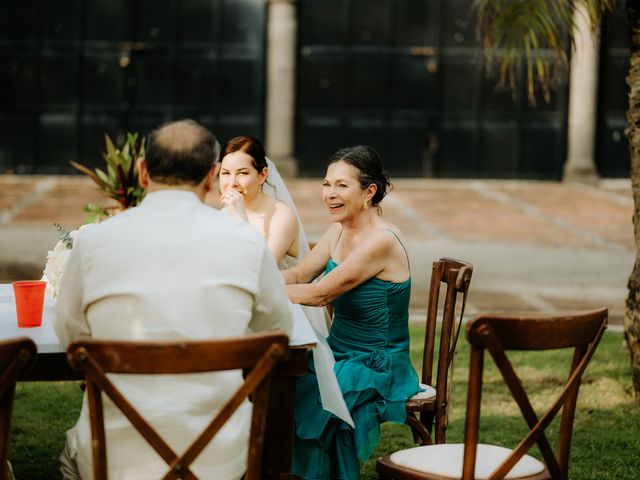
xmin=265 ymin=0 xmax=298 ymax=176
xmin=563 ymin=3 xmax=600 ymax=183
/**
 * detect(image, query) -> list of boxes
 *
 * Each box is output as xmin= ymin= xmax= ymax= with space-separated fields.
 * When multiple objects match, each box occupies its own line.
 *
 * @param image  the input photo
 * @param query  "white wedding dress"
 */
xmin=264 ymin=159 xmax=353 ymax=426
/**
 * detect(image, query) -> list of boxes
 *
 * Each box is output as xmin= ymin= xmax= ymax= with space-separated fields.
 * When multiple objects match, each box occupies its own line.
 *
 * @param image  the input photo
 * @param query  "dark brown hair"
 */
xmin=220 ymin=136 xmax=267 ymax=173
xmin=328 ymin=145 xmax=392 ymax=206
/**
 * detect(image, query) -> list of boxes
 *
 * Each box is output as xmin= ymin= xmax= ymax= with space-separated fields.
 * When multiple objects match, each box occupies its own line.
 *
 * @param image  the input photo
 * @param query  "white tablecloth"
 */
xmin=0 ymin=283 xmax=318 ymax=351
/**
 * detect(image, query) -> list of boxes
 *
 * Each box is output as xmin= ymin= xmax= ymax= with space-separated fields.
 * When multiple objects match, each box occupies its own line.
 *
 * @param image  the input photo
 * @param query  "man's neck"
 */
xmin=146 ymin=183 xmax=206 ymax=202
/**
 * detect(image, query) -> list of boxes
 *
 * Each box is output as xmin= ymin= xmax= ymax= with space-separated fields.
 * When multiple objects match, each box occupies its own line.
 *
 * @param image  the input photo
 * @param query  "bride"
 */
xmin=218 ymin=135 xmax=329 ymax=336
xmin=218 ymin=137 xmax=352 ymax=425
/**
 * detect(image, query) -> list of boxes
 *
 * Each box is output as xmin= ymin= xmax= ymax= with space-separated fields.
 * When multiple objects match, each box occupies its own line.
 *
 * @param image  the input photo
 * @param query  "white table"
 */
xmin=0 ymin=283 xmax=317 ymax=351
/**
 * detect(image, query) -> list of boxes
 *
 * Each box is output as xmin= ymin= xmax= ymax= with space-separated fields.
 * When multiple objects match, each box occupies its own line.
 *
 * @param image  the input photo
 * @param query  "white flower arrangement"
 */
xmin=42 ymin=223 xmax=94 ymax=298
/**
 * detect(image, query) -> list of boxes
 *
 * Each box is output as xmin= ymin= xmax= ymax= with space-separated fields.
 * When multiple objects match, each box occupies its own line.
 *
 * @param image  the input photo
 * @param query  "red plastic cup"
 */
xmin=12 ymin=280 xmax=47 ymax=328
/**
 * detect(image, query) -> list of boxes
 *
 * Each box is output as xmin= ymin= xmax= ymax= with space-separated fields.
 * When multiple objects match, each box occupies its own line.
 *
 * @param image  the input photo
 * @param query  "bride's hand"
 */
xmin=220 ymin=190 xmax=248 ymax=221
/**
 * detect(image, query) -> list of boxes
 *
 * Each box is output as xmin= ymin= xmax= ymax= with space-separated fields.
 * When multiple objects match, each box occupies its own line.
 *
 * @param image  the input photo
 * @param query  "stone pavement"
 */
xmin=0 ymin=174 xmax=634 ymax=329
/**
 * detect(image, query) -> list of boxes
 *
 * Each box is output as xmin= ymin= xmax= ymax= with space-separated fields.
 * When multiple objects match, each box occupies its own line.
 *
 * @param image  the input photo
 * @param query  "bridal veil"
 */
xmin=263 ymin=158 xmax=329 ymax=337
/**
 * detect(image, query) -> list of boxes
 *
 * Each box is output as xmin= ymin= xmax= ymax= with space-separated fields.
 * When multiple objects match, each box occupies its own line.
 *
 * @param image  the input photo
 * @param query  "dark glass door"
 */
xmin=0 ymin=0 xmax=266 ymax=174
xmin=296 ymin=0 xmax=570 ymax=179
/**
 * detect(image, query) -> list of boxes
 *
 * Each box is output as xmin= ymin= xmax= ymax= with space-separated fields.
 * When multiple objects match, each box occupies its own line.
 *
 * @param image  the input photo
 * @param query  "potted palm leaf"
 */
xmin=70 ymin=132 xmax=146 ymax=222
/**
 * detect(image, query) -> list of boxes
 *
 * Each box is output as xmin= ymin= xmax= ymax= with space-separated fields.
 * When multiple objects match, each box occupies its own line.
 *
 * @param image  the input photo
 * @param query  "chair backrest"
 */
xmin=462 ymin=308 xmax=608 ymax=480
xmin=0 ymin=337 xmax=37 ymax=480
xmin=67 ymin=332 xmax=289 ymax=480
xmin=421 ymin=257 xmax=473 ymax=442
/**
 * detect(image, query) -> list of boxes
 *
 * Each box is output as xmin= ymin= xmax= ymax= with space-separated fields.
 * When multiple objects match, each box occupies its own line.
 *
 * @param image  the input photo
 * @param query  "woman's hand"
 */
xmin=220 ymin=189 xmax=248 ymax=221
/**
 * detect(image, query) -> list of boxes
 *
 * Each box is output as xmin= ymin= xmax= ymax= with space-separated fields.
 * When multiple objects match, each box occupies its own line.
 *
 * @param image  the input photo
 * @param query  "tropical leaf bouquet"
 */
xmin=42 ymin=133 xmax=147 ymax=297
xmin=70 ymin=132 xmax=146 ymax=222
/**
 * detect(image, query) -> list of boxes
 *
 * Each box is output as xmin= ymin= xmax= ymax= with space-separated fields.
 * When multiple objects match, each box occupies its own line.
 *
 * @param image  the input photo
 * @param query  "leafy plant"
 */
xmin=70 ymin=132 xmax=146 ymax=221
xmin=53 ymin=222 xmax=73 ymax=249
xmin=470 ymin=0 xmax=615 ymax=105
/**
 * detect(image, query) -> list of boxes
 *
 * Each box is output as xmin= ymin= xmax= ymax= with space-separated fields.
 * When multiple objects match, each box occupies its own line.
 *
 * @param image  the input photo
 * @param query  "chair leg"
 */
xmin=419 ymin=411 xmax=435 ymax=436
xmin=436 ymin=421 xmax=447 ymax=444
xmin=404 ymin=413 xmax=433 ymax=445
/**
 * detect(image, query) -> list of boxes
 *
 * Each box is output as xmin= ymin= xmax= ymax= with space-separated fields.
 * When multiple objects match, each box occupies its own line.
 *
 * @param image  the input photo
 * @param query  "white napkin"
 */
xmin=309 ymin=323 xmax=354 ymax=427
xmin=289 ymin=302 xmax=354 ymax=427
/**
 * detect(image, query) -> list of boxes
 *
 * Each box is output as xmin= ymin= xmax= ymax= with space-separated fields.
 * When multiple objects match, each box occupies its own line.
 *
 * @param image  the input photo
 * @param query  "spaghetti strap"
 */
xmin=334 ymin=227 xmax=344 ymax=249
xmin=330 ymin=228 xmax=346 ymax=263
xmin=385 ymin=228 xmax=411 ymax=274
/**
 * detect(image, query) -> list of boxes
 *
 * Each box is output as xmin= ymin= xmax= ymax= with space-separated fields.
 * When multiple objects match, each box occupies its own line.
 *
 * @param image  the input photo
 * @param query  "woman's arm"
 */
xmin=282 ymin=223 xmax=339 ymax=285
xmin=286 ymin=229 xmax=397 ymax=307
xmin=266 ymin=203 xmax=299 ymax=264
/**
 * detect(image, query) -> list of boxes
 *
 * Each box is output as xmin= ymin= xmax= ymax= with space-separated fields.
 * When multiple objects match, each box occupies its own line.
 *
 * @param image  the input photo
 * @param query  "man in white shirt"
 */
xmin=54 ymin=119 xmax=293 ymax=480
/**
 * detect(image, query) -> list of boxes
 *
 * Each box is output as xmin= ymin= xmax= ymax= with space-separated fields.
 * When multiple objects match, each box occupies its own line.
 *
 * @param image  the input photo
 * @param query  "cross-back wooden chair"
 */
xmin=379 ymin=308 xmax=608 ymax=480
xmin=405 ymin=258 xmax=473 ymax=445
xmin=0 ymin=337 xmax=37 ymax=480
xmin=66 ymin=332 xmax=289 ymax=480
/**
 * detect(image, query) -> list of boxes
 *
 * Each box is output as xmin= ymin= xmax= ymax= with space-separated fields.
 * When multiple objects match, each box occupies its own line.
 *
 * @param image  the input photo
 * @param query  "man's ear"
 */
xmin=203 ymin=163 xmax=220 ymax=193
xmin=137 ymin=157 xmax=149 ymax=188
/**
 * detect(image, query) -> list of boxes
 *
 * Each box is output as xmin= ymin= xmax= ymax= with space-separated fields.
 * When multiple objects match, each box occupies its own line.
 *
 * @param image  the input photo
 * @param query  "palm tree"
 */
xmin=471 ymin=0 xmax=640 ymax=398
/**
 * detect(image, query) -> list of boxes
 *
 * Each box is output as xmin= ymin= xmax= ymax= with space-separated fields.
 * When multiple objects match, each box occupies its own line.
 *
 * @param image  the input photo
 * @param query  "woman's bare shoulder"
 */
xmin=363 ymin=219 xmax=404 ymax=240
xmin=379 ymin=221 xmax=405 ymax=243
xmin=358 ymin=222 xmax=406 ymax=255
xmin=325 ymin=222 xmax=343 ymax=239
xmin=269 ymin=197 xmax=298 ymax=224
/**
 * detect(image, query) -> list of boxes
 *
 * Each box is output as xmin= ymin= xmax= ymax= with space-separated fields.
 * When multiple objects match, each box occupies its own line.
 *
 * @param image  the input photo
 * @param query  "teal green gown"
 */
xmin=292 ymin=258 xmax=421 ymax=479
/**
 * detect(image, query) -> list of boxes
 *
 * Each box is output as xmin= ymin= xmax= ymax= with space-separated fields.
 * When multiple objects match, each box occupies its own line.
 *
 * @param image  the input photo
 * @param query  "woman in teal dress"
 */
xmin=284 ymin=146 xmax=421 ymax=479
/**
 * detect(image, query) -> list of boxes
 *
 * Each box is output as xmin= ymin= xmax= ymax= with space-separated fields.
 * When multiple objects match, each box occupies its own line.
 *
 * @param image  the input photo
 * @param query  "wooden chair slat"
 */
xmin=78 ymin=350 xmax=180 ymax=467
xmin=480 ymin=326 xmax=560 ymax=478
xmin=68 ymin=332 xmax=289 ymax=373
xmin=170 ymin=343 xmax=285 ymax=474
xmin=422 ymin=261 xmax=444 ymax=386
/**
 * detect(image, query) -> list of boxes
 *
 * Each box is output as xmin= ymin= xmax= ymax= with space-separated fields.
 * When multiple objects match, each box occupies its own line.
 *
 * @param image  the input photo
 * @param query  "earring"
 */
xmin=363 ymin=199 xmax=369 ymax=210
xmin=260 ymin=182 xmax=264 ymax=192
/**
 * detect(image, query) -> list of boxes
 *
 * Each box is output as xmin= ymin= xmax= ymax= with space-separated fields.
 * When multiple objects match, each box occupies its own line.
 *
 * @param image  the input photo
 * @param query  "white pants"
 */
xmin=59 ymin=433 xmax=82 ymax=480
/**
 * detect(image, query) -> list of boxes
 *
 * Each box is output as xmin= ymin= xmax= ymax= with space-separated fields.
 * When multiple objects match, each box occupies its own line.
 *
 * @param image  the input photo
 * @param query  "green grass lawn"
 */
xmin=9 ymin=325 xmax=640 ymax=479
xmin=10 ymin=381 xmax=82 ymax=479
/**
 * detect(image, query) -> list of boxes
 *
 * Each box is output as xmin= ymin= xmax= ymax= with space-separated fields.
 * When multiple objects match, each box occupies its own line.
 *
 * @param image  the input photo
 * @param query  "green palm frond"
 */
xmin=471 ymin=0 xmax=615 ymax=104
xmin=70 ymin=133 xmax=146 ymax=220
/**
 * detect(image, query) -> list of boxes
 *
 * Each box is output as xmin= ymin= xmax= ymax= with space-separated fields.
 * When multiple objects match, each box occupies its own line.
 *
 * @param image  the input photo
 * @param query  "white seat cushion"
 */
xmin=389 ymin=443 xmax=545 ymax=479
xmin=409 ymin=383 xmax=437 ymax=400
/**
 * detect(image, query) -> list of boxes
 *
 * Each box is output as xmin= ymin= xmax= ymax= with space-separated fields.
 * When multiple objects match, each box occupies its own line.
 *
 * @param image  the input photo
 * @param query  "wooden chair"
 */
xmin=66 ymin=332 xmax=289 ymax=480
xmin=0 ymin=338 xmax=37 ymax=480
xmin=378 ymin=308 xmax=608 ymax=480
xmin=405 ymin=258 xmax=473 ymax=445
